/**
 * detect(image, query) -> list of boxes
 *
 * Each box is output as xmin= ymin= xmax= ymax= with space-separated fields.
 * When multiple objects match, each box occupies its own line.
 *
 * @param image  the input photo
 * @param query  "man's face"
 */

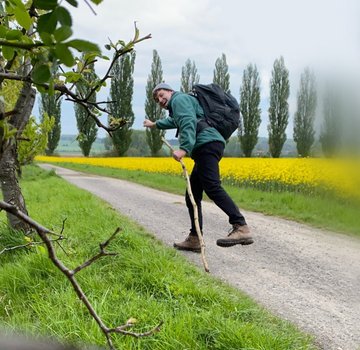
xmin=155 ymin=89 xmax=172 ymax=109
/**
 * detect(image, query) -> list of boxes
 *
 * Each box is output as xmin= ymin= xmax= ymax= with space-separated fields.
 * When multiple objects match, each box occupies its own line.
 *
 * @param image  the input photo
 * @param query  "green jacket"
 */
xmin=155 ymin=91 xmax=225 ymax=156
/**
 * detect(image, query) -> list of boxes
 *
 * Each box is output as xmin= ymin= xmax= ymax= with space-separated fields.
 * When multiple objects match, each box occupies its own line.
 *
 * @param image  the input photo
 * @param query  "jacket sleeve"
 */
xmin=156 ymin=117 xmax=177 ymax=129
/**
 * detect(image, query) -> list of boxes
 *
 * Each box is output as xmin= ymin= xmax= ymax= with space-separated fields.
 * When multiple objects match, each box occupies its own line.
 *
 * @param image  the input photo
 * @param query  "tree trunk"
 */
xmin=0 ymin=82 xmax=36 ymax=231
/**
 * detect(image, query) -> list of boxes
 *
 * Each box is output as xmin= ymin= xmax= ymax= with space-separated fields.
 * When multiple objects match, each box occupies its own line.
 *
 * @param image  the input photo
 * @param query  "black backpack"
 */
xmin=191 ymin=83 xmax=240 ymax=140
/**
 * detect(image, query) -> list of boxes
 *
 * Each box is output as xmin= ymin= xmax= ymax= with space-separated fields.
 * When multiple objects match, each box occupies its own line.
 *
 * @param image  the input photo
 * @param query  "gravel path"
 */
xmin=40 ymin=164 xmax=360 ymax=350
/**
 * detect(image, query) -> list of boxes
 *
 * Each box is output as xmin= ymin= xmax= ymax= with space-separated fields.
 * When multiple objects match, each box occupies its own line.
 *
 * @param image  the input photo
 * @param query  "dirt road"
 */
xmin=39 ymin=164 xmax=360 ymax=350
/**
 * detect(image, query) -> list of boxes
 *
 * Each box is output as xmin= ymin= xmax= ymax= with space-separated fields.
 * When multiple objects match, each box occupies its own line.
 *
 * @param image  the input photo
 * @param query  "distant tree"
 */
xmin=108 ymin=51 xmax=136 ymax=156
xmin=239 ymin=63 xmax=261 ymax=157
xmin=103 ymin=135 xmax=113 ymax=151
xmin=268 ymin=56 xmax=290 ymax=158
xmin=320 ymin=83 xmax=341 ymax=157
xmin=180 ymin=58 xmax=200 ymax=93
xmin=74 ymin=57 xmax=98 ymax=157
xmin=213 ymin=53 xmax=230 ymax=93
xmin=293 ymin=68 xmax=317 ymax=157
xmin=18 ymin=114 xmax=54 ymax=167
xmin=342 ymin=83 xmax=360 ymax=156
xmin=39 ymin=92 xmax=62 ymax=155
xmin=224 ymin=136 xmax=242 ymax=157
xmin=145 ymin=50 xmax=166 ymax=156
xmin=127 ymin=129 xmax=151 ymax=156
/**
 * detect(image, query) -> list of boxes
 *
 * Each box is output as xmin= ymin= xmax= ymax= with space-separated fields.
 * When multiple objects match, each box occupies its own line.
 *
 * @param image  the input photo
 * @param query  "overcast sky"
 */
xmin=35 ymin=0 xmax=360 ymax=138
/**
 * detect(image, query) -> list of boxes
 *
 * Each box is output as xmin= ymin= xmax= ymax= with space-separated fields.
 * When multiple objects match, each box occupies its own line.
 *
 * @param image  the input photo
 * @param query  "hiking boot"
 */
xmin=173 ymin=234 xmax=201 ymax=253
xmin=216 ymin=224 xmax=253 ymax=247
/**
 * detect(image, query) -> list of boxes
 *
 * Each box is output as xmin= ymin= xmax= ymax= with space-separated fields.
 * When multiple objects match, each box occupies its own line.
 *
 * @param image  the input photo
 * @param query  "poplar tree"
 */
xmin=293 ymin=68 xmax=317 ymax=157
xmin=320 ymin=83 xmax=341 ymax=157
xmin=239 ymin=63 xmax=261 ymax=157
xmin=39 ymin=92 xmax=62 ymax=155
xmin=74 ymin=57 xmax=98 ymax=157
xmin=180 ymin=58 xmax=200 ymax=93
xmin=145 ymin=50 xmax=166 ymax=156
xmin=213 ymin=53 xmax=230 ymax=93
xmin=268 ymin=56 xmax=290 ymax=158
xmin=108 ymin=51 xmax=136 ymax=156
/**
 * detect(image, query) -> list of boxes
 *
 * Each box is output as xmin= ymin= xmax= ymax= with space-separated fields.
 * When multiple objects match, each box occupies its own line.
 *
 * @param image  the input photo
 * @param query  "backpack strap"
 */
xmin=196 ymin=118 xmax=210 ymax=134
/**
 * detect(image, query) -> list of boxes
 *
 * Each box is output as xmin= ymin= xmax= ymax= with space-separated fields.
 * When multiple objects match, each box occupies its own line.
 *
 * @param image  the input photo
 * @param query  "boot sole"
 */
xmin=173 ymin=244 xmax=201 ymax=253
xmin=216 ymin=238 xmax=254 ymax=247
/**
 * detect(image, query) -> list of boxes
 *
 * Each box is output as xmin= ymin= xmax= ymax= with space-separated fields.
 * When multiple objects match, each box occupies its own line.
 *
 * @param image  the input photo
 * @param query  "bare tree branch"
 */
xmin=71 ymin=227 xmax=119 ymax=275
xmin=83 ymin=0 xmax=98 ymax=15
xmin=0 ymin=200 xmax=163 ymax=349
xmin=84 ymin=28 xmax=152 ymax=103
xmin=0 ymin=30 xmax=151 ymax=137
xmin=108 ymin=320 xmax=164 ymax=338
xmin=0 ymin=39 xmax=43 ymax=50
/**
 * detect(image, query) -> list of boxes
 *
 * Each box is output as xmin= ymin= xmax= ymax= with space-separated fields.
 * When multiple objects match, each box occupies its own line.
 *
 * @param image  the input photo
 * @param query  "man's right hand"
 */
xmin=173 ymin=149 xmax=187 ymax=162
xmin=143 ymin=119 xmax=155 ymax=128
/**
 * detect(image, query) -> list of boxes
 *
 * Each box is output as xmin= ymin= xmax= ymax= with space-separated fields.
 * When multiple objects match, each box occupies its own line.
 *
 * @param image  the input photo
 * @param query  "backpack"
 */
xmin=191 ymin=83 xmax=240 ymax=140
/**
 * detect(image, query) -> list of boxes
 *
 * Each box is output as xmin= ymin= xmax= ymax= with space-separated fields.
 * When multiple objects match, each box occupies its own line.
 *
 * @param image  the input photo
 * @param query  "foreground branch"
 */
xmin=0 ymin=200 xmax=162 ymax=349
xmin=0 ymin=237 xmax=64 ymax=256
xmin=71 ymin=228 xmax=119 ymax=275
xmin=161 ymin=138 xmax=210 ymax=273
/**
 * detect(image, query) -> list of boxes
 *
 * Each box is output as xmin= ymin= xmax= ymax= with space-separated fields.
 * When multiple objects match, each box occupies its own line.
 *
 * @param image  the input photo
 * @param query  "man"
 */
xmin=143 ymin=82 xmax=253 ymax=252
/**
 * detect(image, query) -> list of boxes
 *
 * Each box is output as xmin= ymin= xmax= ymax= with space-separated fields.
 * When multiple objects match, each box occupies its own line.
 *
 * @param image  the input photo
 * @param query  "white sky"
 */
xmin=34 ymin=0 xmax=360 ymax=138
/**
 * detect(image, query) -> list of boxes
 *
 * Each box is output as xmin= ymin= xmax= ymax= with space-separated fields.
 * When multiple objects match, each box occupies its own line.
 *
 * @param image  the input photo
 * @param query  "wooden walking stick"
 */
xmin=161 ymin=137 xmax=210 ymax=273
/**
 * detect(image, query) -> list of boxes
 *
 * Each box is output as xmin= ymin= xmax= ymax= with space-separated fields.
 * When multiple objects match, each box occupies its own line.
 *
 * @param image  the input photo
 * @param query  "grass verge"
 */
xmin=0 ymin=165 xmax=316 ymax=349
xmin=37 ymin=161 xmax=360 ymax=237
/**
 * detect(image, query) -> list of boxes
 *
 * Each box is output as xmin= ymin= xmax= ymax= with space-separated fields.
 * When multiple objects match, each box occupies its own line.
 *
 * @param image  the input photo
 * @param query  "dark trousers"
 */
xmin=185 ymin=141 xmax=247 ymax=235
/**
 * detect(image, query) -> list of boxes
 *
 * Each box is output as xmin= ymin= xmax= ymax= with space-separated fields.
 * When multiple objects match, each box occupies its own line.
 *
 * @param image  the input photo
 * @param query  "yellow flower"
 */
xmin=35 ymin=156 xmax=360 ymax=200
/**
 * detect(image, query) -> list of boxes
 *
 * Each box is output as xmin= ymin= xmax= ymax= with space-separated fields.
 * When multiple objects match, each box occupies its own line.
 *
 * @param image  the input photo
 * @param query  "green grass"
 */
xmin=37 ymin=162 xmax=360 ymax=237
xmin=0 ymin=165 xmax=316 ymax=349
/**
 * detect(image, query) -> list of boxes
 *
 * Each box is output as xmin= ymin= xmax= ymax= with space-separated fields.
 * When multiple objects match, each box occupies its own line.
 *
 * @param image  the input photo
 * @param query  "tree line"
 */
xmin=41 ymin=51 xmax=359 ymax=159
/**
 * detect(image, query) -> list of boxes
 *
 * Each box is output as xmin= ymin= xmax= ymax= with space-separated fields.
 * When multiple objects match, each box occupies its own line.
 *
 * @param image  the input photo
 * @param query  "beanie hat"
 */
xmin=152 ymin=83 xmax=173 ymax=98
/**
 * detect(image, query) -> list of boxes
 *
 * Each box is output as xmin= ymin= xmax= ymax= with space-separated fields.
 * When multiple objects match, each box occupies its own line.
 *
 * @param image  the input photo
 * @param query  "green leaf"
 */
xmin=38 ymin=31 xmax=54 ymax=46
xmin=55 ymin=6 xmax=72 ymax=27
xmin=13 ymin=5 xmax=32 ymax=30
xmin=0 ymin=25 xmax=8 ymax=38
xmin=6 ymin=29 xmax=22 ymax=40
xmin=8 ymin=0 xmax=26 ymax=10
xmin=66 ymin=39 xmax=100 ymax=53
xmin=90 ymin=0 xmax=103 ymax=4
xmin=82 ymin=51 xmax=98 ymax=62
xmin=64 ymin=0 xmax=78 ymax=7
xmin=55 ymin=43 xmax=75 ymax=66
xmin=2 ymin=46 xmax=15 ymax=60
xmin=32 ymin=64 xmax=51 ymax=84
xmin=38 ymin=12 xmax=57 ymax=34
xmin=62 ymin=71 xmax=82 ymax=83
xmin=33 ymin=0 xmax=58 ymax=10
xmin=36 ymin=245 xmax=47 ymax=254
xmin=54 ymin=26 xmax=72 ymax=42
xmin=36 ymin=85 xmax=47 ymax=94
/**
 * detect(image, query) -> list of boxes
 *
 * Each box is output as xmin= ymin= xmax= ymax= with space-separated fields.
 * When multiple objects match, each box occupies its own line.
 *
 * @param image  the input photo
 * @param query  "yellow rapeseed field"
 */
xmin=36 ymin=156 xmax=360 ymax=199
